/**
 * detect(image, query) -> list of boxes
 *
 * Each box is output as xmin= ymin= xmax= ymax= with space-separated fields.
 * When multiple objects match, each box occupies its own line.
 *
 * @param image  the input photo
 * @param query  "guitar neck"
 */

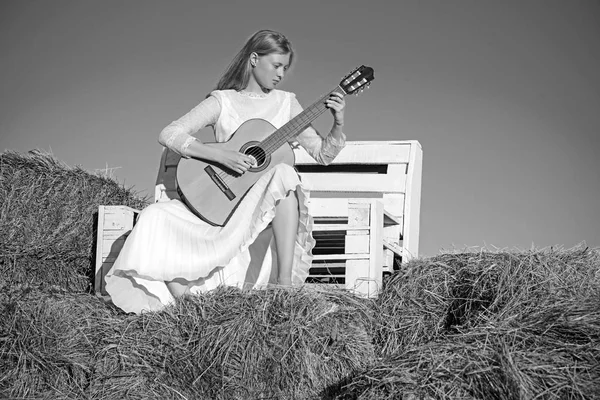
xmin=260 ymin=86 xmax=346 ymax=155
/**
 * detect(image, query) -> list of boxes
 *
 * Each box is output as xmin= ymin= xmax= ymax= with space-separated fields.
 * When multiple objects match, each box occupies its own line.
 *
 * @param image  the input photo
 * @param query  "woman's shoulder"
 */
xmin=209 ymin=89 xmax=296 ymax=104
xmin=209 ymin=89 xmax=236 ymax=99
xmin=273 ymin=89 xmax=295 ymax=97
xmin=270 ymin=89 xmax=297 ymax=103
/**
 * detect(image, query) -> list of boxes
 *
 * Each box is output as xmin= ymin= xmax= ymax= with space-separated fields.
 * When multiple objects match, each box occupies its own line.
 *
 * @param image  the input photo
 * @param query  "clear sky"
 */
xmin=1 ymin=0 xmax=599 ymax=258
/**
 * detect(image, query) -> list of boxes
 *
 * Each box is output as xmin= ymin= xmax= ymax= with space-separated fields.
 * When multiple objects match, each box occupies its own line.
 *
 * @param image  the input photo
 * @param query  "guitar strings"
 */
xmin=213 ymin=88 xmax=338 ymax=186
xmin=214 ymin=74 xmax=366 ymax=185
xmin=221 ymin=86 xmax=342 ymax=182
xmin=233 ymin=90 xmax=330 ymax=170
xmin=212 ymin=75 xmax=367 ymax=187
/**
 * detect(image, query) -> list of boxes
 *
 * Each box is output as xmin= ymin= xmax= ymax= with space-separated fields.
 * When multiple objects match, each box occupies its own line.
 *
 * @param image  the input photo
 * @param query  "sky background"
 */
xmin=1 ymin=0 xmax=599 ymax=258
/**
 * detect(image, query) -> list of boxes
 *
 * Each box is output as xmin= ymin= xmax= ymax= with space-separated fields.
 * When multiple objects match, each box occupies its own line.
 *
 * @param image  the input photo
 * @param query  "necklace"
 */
xmin=238 ymin=90 xmax=270 ymax=98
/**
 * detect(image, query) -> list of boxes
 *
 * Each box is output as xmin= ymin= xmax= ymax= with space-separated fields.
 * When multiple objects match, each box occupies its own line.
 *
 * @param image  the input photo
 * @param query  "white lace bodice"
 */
xmin=158 ymin=89 xmax=346 ymax=165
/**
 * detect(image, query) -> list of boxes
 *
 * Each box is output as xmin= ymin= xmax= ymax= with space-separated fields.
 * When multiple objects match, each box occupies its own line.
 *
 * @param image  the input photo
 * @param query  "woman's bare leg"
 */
xmin=272 ymin=190 xmax=299 ymax=285
xmin=166 ymin=278 xmax=192 ymax=298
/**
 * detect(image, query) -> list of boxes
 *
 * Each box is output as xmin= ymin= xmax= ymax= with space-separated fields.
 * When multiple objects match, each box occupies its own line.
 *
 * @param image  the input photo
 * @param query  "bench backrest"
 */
xmin=294 ymin=140 xmax=422 ymax=261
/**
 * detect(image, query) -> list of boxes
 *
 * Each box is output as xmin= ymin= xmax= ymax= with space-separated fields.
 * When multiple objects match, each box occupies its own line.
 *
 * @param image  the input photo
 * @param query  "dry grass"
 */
xmin=0 ymin=150 xmax=148 ymax=292
xmin=375 ymin=248 xmax=600 ymax=354
xmin=1 ymin=150 xmax=599 ymax=399
xmin=336 ymin=246 xmax=600 ymax=399
xmin=1 ymin=284 xmax=375 ymax=399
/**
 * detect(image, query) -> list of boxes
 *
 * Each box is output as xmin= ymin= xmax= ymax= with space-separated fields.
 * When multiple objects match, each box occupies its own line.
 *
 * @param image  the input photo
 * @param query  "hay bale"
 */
xmin=0 ymin=283 xmax=175 ymax=399
xmin=375 ymin=245 xmax=600 ymax=355
xmin=157 ymin=286 xmax=375 ymax=399
xmin=334 ymin=245 xmax=600 ymax=399
xmin=331 ymin=341 xmax=479 ymax=400
xmin=334 ymin=307 xmax=600 ymax=399
xmin=0 ymin=150 xmax=149 ymax=292
xmin=2 ymin=148 xmax=599 ymax=398
xmin=0 ymin=284 xmax=376 ymax=399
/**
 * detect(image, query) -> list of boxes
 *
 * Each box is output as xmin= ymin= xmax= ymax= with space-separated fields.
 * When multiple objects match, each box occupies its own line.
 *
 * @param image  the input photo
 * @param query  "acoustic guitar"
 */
xmin=176 ymin=65 xmax=375 ymax=226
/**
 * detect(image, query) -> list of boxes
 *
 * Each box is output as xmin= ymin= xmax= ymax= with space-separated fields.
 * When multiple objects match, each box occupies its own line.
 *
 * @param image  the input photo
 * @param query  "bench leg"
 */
xmin=345 ymin=200 xmax=383 ymax=297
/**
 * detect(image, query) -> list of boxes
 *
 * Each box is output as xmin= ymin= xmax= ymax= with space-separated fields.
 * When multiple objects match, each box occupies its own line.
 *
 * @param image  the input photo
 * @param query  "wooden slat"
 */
xmin=367 ymin=201 xmax=384 ymax=296
xmin=383 ymin=249 xmax=394 ymax=272
xmin=309 ymin=194 xmax=404 ymax=214
xmin=294 ymin=142 xmax=412 ymax=165
xmin=308 ymin=198 xmax=349 ymax=217
xmin=95 ymin=205 xmax=140 ymax=296
xmin=310 ymin=192 xmax=384 ymax=199
xmin=309 ymin=197 xmax=400 ymax=227
xmin=103 ymin=207 xmax=138 ymax=230
xmin=383 ymin=239 xmax=403 ymax=257
xmin=384 ymin=225 xmax=402 ymax=246
xmin=309 ymin=262 xmax=346 ymax=268
xmin=303 ymin=283 xmax=345 ymax=290
xmin=96 ymin=261 xmax=115 ymax=295
xmin=402 ymin=141 xmax=422 ymax=262
xmin=348 ymin=201 xmax=370 ymax=227
xmin=299 ymin=171 xmax=406 ymax=193
xmin=345 ymin=259 xmax=371 ymax=294
xmin=94 ymin=205 xmax=106 ymax=295
xmin=382 ymin=194 xmax=405 ymax=221
xmin=345 ymin=234 xmax=370 ymax=254
xmin=102 ymin=238 xmax=126 ymax=257
xmin=346 ymin=229 xmax=370 ymax=236
xmin=313 ymin=224 xmax=369 ymax=231
xmin=309 ymin=269 xmax=345 ymax=275
xmin=101 ymin=230 xmax=133 ymax=240
xmin=312 ymin=253 xmax=370 ymax=261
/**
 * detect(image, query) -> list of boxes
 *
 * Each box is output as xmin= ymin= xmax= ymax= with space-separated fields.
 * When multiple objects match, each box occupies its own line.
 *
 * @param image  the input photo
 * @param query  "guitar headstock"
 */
xmin=339 ymin=65 xmax=374 ymax=95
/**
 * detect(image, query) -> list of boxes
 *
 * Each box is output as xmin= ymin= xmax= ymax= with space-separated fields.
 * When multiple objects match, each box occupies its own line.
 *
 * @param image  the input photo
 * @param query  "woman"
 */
xmin=104 ymin=29 xmax=347 ymax=314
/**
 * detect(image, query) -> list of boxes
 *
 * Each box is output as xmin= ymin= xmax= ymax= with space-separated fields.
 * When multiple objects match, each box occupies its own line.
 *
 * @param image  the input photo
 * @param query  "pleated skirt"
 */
xmin=104 ymin=164 xmax=315 ymax=314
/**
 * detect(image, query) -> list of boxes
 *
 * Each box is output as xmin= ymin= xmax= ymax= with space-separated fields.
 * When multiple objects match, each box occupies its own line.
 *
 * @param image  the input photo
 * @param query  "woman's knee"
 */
xmin=271 ymin=163 xmax=301 ymax=187
xmin=272 ymin=163 xmax=296 ymax=175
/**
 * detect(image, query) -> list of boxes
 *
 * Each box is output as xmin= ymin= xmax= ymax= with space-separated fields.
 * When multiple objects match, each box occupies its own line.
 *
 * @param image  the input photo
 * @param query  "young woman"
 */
xmin=104 ymin=29 xmax=347 ymax=314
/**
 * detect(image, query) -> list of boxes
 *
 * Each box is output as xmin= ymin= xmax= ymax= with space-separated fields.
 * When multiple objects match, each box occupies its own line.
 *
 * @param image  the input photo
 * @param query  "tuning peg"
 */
xmin=346 ymin=66 xmax=360 ymax=76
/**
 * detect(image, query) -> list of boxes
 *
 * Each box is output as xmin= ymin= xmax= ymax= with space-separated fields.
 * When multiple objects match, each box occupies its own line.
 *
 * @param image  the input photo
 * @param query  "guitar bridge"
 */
xmin=205 ymin=166 xmax=236 ymax=201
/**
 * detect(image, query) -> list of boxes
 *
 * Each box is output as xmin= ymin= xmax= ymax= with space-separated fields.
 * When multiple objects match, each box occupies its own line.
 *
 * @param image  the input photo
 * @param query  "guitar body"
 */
xmin=176 ymin=118 xmax=295 ymax=226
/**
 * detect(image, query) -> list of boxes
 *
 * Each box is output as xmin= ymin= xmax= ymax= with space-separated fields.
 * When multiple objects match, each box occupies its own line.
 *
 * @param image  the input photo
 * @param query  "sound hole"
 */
xmin=244 ymin=146 xmax=267 ymax=167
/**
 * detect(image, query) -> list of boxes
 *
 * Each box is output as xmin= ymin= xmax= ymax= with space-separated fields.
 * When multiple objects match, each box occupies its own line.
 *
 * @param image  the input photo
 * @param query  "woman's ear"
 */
xmin=249 ymin=52 xmax=258 ymax=67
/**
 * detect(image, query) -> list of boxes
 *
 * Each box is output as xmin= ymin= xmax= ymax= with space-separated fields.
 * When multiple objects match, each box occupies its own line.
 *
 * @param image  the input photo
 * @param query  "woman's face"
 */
xmin=251 ymin=52 xmax=290 ymax=91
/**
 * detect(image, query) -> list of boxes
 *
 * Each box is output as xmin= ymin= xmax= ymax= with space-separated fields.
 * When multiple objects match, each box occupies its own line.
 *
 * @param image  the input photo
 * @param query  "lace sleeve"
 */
xmin=290 ymin=93 xmax=346 ymax=165
xmin=158 ymin=95 xmax=221 ymax=158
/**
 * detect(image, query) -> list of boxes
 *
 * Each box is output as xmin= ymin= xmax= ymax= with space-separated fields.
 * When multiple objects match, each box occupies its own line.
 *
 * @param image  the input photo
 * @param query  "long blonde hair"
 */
xmin=214 ymin=30 xmax=294 ymax=92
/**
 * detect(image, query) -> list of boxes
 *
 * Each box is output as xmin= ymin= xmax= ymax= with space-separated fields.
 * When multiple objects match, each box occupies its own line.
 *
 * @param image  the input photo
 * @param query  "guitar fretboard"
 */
xmin=259 ymin=86 xmax=346 ymax=155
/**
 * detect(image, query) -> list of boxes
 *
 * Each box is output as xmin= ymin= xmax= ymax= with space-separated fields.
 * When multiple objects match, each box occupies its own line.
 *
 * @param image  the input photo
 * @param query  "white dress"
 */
xmin=104 ymin=89 xmax=346 ymax=314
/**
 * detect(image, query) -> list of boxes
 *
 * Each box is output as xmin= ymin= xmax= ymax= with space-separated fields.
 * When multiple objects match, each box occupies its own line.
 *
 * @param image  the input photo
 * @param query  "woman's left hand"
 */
xmin=325 ymin=92 xmax=345 ymax=126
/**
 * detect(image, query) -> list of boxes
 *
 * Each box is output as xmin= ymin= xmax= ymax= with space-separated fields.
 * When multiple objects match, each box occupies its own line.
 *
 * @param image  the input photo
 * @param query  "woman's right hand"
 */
xmin=216 ymin=148 xmax=256 ymax=174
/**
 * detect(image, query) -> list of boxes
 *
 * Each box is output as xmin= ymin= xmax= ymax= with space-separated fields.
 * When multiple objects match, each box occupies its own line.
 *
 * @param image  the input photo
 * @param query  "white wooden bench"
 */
xmin=96 ymin=140 xmax=422 ymax=298
xmin=294 ymin=140 xmax=422 ymax=296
